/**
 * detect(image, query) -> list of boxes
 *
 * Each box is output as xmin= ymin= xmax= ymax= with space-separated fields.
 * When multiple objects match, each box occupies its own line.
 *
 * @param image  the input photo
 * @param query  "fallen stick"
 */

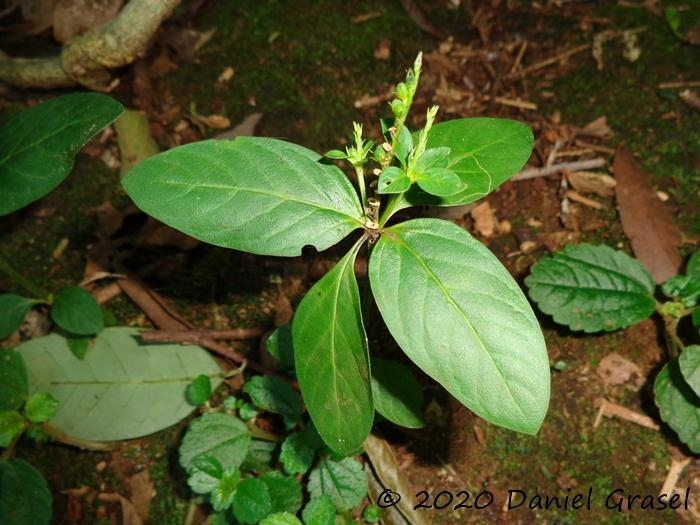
xmin=494 ymin=96 xmax=537 ymax=110
xmin=659 ymin=455 xmax=692 ymax=499
xmin=566 ymin=190 xmax=603 ymax=209
xmin=512 ymin=158 xmax=607 ymax=181
xmin=141 ymin=328 xmax=265 ymax=343
xmin=658 ymin=80 xmax=700 ymax=89
xmin=593 ymin=398 xmax=660 ymax=430
xmin=510 ymin=43 xmax=590 ymax=78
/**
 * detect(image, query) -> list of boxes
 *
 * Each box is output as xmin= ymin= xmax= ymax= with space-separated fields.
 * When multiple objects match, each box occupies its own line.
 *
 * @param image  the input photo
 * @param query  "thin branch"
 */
xmin=140 ymin=328 xmax=265 ymax=344
xmin=512 ymin=158 xmax=607 ymax=181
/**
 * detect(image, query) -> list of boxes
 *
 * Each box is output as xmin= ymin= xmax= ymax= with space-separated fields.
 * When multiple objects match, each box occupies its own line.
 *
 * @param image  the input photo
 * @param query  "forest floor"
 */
xmin=2 ymin=1 xmax=700 ymax=524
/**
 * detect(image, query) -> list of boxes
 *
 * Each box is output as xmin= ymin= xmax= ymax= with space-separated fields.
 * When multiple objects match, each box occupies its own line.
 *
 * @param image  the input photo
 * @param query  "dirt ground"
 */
xmin=2 ymin=1 xmax=700 ymax=524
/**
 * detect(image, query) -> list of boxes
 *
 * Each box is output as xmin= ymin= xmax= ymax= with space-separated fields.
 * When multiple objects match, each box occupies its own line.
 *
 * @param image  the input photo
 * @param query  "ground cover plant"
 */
xmin=527 ymin=245 xmax=700 ymax=452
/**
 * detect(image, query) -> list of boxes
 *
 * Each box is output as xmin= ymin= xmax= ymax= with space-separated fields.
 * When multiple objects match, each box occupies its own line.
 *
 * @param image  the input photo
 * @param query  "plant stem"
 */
xmin=0 ymin=252 xmax=48 ymax=299
xmin=355 ymin=164 xmax=368 ymax=210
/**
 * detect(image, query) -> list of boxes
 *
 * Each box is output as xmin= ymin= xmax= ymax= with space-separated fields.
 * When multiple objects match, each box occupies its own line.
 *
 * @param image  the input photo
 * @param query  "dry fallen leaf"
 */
xmin=579 ymin=116 xmax=612 ymax=138
xmin=596 ymin=352 xmax=644 ymax=387
xmin=566 ymin=170 xmax=616 ymax=197
xmin=127 ymin=470 xmax=154 ymax=522
xmin=613 ymin=146 xmax=682 ymax=283
xmin=470 ymin=201 xmax=498 ymax=238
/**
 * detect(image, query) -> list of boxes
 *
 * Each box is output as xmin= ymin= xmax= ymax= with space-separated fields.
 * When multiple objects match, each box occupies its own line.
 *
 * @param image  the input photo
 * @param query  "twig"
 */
xmin=141 ymin=328 xmax=265 ymax=343
xmin=512 ymin=158 xmax=607 ymax=181
xmin=658 ymin=80 xmax=700 ymax=89
xmin=593 ymin=398 xmax=660 ymax=430
xmin=659 ymin=455 xmax=692 ymax=499
xmin=509 ymin=40 xmax=528 ymax=75
xmin=574 ymin=139 xmax=616 ymax=156
xmin=679 ymin=90 xmax=700 ymax=112
xmin=493 ymin=96 xmax=537 ymax=110
xmin=565 ymin=190 xmax=603 ymax=209
xmin=510 ymin=43 xmax=590 ymax=78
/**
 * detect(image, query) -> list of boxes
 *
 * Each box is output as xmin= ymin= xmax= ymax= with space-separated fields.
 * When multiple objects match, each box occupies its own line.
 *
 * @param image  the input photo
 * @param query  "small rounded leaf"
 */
xmin=0 ymin=411 xmax=25 ymax=447
xmin=233 ymin=477 xmax=272 ymax=524
xmin=0 ymin=349 xmax=28 ymax=411
xmin=415 ymin=167 xmax=465 ymax=197
xmin=0 ymin=459 xmax=52 ymax=525
xmin=0 ymin=295 xmax=41 ymax=339
xmin=24 ymin=392 xmax=59 ymax=424
xmin=378 ymin=167 xmax=411 ymax=195
xmin=186 ymin=374 xmax=213 ymax=406
xmin=51 ymin=286 xmax=103 ymax=336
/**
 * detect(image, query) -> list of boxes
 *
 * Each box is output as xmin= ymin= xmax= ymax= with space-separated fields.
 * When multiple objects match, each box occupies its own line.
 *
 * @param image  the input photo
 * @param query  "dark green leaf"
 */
xmin=371 ymin=358 xmax=424 ymax=429
xmin=0 ymin=411 xmax=25 ymax=447
xmin=187 ymin=374 xmax=213 ymax=406
xmin=292 ymin=242 xmax=373 ymax=455
xmin=370 ymin=218 xmax=549 ymax=434
xmin=378 ymin=167 xmax=411 ymax=195
xmin=186 ymin=459 xmax=227 ymax=495
xmin=280 ymin=432 xmax=316 ymax=475
xmin=17 ymin=328 xmax=223 ymax=441
xmin=398 ymin=118 xmax=533 ymax=209
xmin=0 ymin=93 xmax=123 ymax=215
xmin=654 ymin=358 xmax=700 ymax=453
xmin=24 ymin=392 xmax=58 ymax=424
xmin=526 ymin=243 xmax=656 ymax=332
xmin=211 ymin=470 xmax=241 ymax=511
xmin=180 ymin=413 xmax=251 ymax=473
xmin=308 ymin=456 xmax=367 ymax=513
xmin=302 ymin=495 xmax=335 ymax=525
xmin=394 ymin=126 xmax=413 ymax=166
xmin=0 ymin=349 xmax=28 ymax=411
xmin=122 ymin=137 xmax=364 ymax=256
xmin=192 ymin=455 xmax=224 ymax=479
xmin=50 ymin=286 xmax=103 ymax=336
xmin=413 ymin=147 xmax=450 ymax=173
xmin=241 ymin=439 xmax=277 ymax=471
xmin=66 ymin=335 xmax=91 ymax=360
xmin=661 ymin=274 xmax=700 ymax=307
xmin=266 ymin=324 xmax=295 ymax=371
xmin=0 ymin=295 xmax=40 ymax=339
xmin=243 ymin=376 xmax=302 ymax=429
xmin=688 ymin=251 xmax=700 ymax=277
xmin=238 ymin=402 xmax=258 ymax=421
xmin=693 ymin=308 xmax=700 ymax=330
xmin=261 ymin=471 xmax=302 ymax=515
xmin=415 ymin=167 xmax=465 ymax=197
xmin=233 ymin=477 xmax=272 ymax=525
xmin=0 ymin=459 xmax=52 ymax=525
xmin=679 ymin=345 xmax=700 ymax=398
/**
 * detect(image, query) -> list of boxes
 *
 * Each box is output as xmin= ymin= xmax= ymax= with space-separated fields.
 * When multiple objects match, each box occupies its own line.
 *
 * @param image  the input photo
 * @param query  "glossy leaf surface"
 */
xmin=0 ymin=294 xmax=41 ymax=339
xmin=16 ymin=328 xmax=223 ymax=441
xmin=526 ymin=243 xmax=656 ymax=332
xmin=50 ymin=286 xmax=103 ymax=336
xmin=371 ymin=358 xmax=424 ymax=429
xmin=369 ymin=218 xmax=549 ymax=434
xmin=292 ymin=243 xmax=373 ymax=455
xmin=122 ymin=137 xmax=364 ymax=256
xmin=0 ymin=93 xmax=123 ymax=215
xmin=654 ymin=358 xmax=700 ymax=453
xmin=0 ymin=459 xmax=52 ymax=525
xmin=398 ymin=118 xmax=533 ymax=209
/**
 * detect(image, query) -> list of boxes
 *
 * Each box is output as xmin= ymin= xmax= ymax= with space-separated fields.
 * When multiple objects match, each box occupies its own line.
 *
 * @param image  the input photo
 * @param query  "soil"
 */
xmin=2 ymin=1 xmax=700 ymax=524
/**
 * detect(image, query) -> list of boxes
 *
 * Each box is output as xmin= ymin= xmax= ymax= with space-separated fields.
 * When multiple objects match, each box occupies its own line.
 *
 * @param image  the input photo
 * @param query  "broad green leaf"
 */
xmin=66 ymin=335 xmax=91 ymax=360
xmin=0 ymin=294 xmax=41 ymax=339
xmin=415 ymin=167 xmax=465 ymax=197
xmin=260 ymin=513 xmax=303 ymax=525
xmin=679 ymin=345 xmax=700 ymax=398
xmin=371 ymin=358 xmax=424 ymax=429
xmin=0 ymin=459 xmax=52 ymax=525
xmin=0 ymin=411 xmax=25 ymax=447
xmin=0 ymin=93 xmax=123 ymax=216
xmin=24 ymin=392 xmax=58 ymax=424
xmin=122 ymin=137 xmax=364 ymax=256
xmin=243 ymin=376 xmax=302 ymax=429
xmin=369 ymin=218 xmax=549 ymax=434
xmin=661 ymin=274 xmax=700 ymax=307
xmin=654 ymin=358 xmax=700 ymax=453
xmin=398 ymin=118 xmax=533 ymax=209
xmin=266 ymin=324 xmax=295 ymax=371
xmin=233 ymin=477 xmax=272 ymax=525
xmin=211 ymin=470 xmax=241 ymax=511
xmin=413 ymin=147 xmax=450 ymax=173
xmin=261 ymin=471 xmax=302 ymax=515
xmin=186 ymin=456 xmax=228 ymax=495
xmin=180 ymin=413 xmax=251 ymax=474
xmin=302 ymin=495 xmax=335 ymax=525
xmin=378 ymin=167 xmax=411 ymax=195
xmin=0 ymin=349 xmax=28 ymax=411
xmin=526 ymin=243 xmax=656 ymax=332
xmin=292 ymin=242 xmax=373 ymax=455
xmin=280 ymin=432 xmax=316 ymax=475
xmin=186 ymin=374 xmax=213 ymax=406
xmin=16 ymin=327 xmax=224 ymax=441
xmin=50 ymin=286 xmax=103 ymax=336
xmin=308 ymin=456 xmax=367 ymax=513
xmin=241 ymin=439 xmax=277 ymax=471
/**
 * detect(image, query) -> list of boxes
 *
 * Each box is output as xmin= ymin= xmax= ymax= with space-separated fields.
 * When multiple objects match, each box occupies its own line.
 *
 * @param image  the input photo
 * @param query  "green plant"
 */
xmin=526 ymin=243 xmax=700 ymax=452
xmin=122 ymin=53 xmax=551 ymax=458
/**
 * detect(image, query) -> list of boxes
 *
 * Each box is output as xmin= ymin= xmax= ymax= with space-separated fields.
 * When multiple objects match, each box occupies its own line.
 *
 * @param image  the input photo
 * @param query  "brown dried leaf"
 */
xmin=596 ymin=352 xmax=644 ymax=387
xmin=127 ymin=470 xmax=154 ymax=521
xmin=579 ymin=116 xmax=612 ymax=138
xmin=470 ymin=201 xmax=498 ymax=238
xmin=613 ymin=146 xmax=682 ymax=283
xmin=566 ymin=170 xmax=616 ymax=197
